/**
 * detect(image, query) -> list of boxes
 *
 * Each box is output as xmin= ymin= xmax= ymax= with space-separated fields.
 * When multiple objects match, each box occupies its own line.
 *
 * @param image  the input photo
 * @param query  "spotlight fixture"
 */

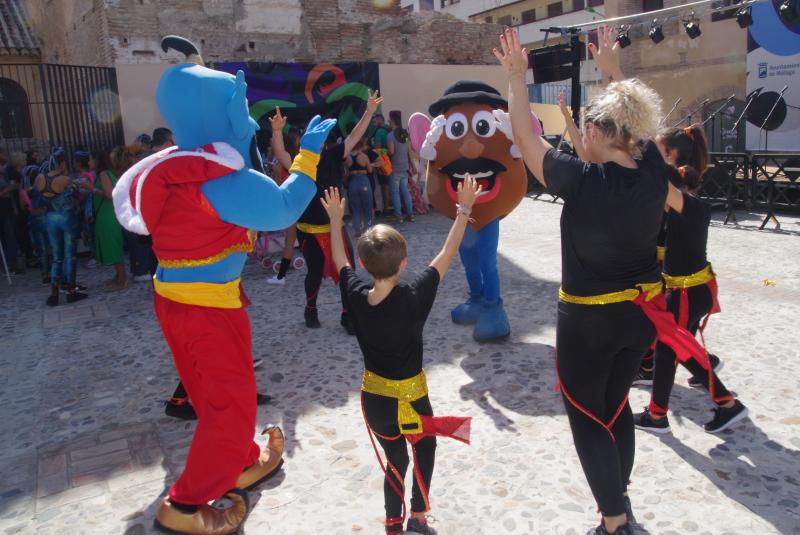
xmin=779 ymin=0 xmax=799 ymax=24
xmin=736 ymin=6 xmax=753 ymax=28
xmin=649 ymin=19 xmax=664 ymax=43
xmin=616 ymin=26 xmax=632 ymax=48
xmin=684 ymin=14 xmax=702 ymax=39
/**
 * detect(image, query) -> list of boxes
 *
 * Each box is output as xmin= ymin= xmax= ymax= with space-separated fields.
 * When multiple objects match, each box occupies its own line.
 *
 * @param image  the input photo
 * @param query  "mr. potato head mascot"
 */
xmin=410 ymin=81 xmax=540 ymax=341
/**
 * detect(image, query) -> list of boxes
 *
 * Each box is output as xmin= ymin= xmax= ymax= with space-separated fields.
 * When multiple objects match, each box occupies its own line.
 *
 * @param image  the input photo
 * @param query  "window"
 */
xmin=419 ymin=0 xmax=434 ymax=9
xmin=573 ymin=0 xmax=585 ymax=12
xmin=485 ymin=16 xmax=493 ymax=23
xmin=642 ymin=0 xmax=662 ymax=12
xmin=497 ymin=14 xmax=512 ymax=26
xmin=440 ymin=0 xmax=460 ymax=6
xmin=587 ymin=0 xmax=604 ymax=6
xmin=711 ymin=0 xmax=738 ymax=21
xmin=522 ymin=8 xmax=537 ymax=23
xmin=0 ymin=79 xmax=32 ymax=139
xmin=547 ymin=2 xmax=564 ymax=17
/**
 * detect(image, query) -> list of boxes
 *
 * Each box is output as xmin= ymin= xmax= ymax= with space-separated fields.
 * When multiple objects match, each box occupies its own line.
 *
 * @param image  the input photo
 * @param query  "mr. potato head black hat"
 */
xmin=429 ymin=80 xmax=508 ymax=117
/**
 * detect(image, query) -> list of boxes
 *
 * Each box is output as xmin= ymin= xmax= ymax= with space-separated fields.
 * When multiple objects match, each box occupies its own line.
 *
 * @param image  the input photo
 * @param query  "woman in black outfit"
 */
xmin=634 ymin=164 xmax=748 ymax=434
xmin=496 ymin=27 xmax=695 ymax=534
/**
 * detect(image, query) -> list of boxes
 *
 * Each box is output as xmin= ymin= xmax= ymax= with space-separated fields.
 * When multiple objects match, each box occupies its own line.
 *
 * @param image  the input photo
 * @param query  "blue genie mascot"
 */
xmin=113 ymin=36 xmax=335 ymax=534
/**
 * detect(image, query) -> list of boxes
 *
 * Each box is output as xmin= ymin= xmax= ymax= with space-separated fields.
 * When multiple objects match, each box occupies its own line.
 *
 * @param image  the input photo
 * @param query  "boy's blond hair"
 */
xmin=357 ymin=224 xmax=407 ymax=280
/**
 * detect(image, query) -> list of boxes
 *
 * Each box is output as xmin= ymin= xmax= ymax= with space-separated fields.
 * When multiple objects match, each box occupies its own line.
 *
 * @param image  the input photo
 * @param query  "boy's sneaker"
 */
xmin=634 ymin=408 xmax=671 ymax=434
xmin=406 ymin=517 xmax=437 ymax=535
xmin=267 ymin=275 xmax=285 ymax=286
xmin=253 ymin=358 xmax=263 ymax=369
xmin=688 ymin=354 xmax=723 ymax=388
xmin=631 ymin=368 xmax=653 ymax=387
xmin=587 ymin=522 xmax=635 ymax=535
xmin=133 ymin=274 xmax=152 ymax=282
xmin=704 ymin=400 xmax=749 ymax=433
xmin=304 ymin=308 xmax=321 ymax=329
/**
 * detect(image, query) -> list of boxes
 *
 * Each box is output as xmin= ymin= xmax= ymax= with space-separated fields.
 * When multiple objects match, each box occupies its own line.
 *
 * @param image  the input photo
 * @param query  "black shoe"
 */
xmin=46 ymin=294 xmax=59 ymax=307
xmin=631 ymin=368 xmax=653 ymax=387
xmin=340 ymin=313 xmax=355 ymax=336
xmin=634 ymin=408 xmax=671 ymax=434
xmin=42 ymin=275 xmax=51 ymax=284
xmin=688 ymin=354 xmax=723 ymax=388
xmin=304 ymin=308 xmax=321 ymax=328
xmin=256 ymin=393 xmax=272 ymax=406
xmin=704 ymin=400 xmax=749 ymax=433
xmin=66 ymin=291 xmax=88 ymax=304
xmin=165 ymin=398 xmax=197 ymax=420
xmin=406 ymin=517 xmax=437 ymax=535
xmin=587 ymin=522 xmax=635 ymax=535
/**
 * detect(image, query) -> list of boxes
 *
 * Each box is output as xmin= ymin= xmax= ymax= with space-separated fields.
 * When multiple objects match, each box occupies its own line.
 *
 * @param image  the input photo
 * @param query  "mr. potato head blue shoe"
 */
xmin=473 ymin=298 xmax=510 ymax=342
xmin=451 ymin=295 xmax=483 ymax=325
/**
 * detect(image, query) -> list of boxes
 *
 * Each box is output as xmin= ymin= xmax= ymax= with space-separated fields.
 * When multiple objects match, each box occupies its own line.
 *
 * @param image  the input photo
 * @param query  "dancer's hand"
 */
xmin=321 ymin=187 xmax=346 ymax=225
xmin=366 ymin=89 xmax=383 ymax=115
xmin=493 ymin=28 xmax=529 ymax=78
xmin=269 ymin=106 xmax=287 ymax=132
xmin=558 ymin=92 xmax=571 ymax=119
xmin=457 ymin=173 xmax=482 ymax=212
xmin=589 ymin=26 xmax=624 ymax=81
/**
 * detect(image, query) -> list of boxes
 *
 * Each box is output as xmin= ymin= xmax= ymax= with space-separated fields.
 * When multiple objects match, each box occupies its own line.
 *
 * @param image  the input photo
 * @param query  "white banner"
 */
xmin=746 ymin=3 xmax=800 ymax=152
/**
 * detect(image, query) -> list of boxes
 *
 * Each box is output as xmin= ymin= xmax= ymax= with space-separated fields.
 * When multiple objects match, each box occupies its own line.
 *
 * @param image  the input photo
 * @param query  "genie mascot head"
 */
xmin=156 ymin=36 xmax=259 ymax=166
xmin=409 ymin=80 xmax=542 ymax=230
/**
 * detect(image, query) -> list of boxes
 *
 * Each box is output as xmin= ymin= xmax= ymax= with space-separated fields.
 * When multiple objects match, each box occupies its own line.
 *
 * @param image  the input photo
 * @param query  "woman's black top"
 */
xmin=349 ymin=152 xmax=369 ymax=174
xmin=543 ymin=142 xmax=669 ymax=296
xmin=663 ymin=192 xmax=710 ymax=277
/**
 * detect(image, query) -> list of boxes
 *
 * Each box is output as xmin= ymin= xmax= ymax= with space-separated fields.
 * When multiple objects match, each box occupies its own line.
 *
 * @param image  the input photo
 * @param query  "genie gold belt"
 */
xmin=662 ymin=263 xmax=715 ymax=289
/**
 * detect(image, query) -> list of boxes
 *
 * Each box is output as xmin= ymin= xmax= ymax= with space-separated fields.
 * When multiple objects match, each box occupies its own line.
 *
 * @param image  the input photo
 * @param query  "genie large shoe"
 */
xmin=154 ymin=489 xmax=248 ymax=535
xmin=235 ymin=426 xmax=285 ymax=490
xmin=451 ymin=296 xmax=483 ymax=325
xmin=473 ymin=298 xmax=510 ymax=342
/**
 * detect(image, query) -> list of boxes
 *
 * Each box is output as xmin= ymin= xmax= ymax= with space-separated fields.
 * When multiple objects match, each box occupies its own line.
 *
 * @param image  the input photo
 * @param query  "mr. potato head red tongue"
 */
xmin=409 ymin=80 xmax=530 ymax=231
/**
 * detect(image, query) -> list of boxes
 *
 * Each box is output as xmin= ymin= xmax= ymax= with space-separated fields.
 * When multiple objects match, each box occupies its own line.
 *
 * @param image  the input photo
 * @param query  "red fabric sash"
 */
xmin=406 ymin=415 xmax=472 ymax=445
xmin=313 ymin=230 xmax=352 ymax=284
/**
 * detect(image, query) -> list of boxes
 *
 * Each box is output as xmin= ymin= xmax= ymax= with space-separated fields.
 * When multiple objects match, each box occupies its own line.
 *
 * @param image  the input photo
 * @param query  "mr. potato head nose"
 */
xmin=459 ymin=135 xmax=485 ymax=160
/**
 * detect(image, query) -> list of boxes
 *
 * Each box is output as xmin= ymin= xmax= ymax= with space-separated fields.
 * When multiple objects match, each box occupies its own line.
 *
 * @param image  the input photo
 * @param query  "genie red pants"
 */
xmin=154 ymin=293 xmax=261 ymax=504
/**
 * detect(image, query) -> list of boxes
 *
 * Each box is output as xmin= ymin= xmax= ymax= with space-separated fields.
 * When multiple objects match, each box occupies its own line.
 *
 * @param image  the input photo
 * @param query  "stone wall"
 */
xmin=26 ymin=0 xmax=504 ymax=67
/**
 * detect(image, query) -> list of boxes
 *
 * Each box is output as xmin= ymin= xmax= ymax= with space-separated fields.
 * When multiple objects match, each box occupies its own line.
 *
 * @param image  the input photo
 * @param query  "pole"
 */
xmin=672 ymin=99 xmax=710 ymax=128
xmin=660 ymin=97 xmax=682 ymax=127
xmin=570 ymin=32 xmax=581 ymax=128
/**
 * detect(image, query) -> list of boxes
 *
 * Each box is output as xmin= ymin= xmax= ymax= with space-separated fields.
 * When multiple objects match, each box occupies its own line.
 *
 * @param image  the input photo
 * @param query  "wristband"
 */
xmin=289 ymin=149 xmax=321 ymax=182
xmin=456 ymin=204 xmax=472 ymax=218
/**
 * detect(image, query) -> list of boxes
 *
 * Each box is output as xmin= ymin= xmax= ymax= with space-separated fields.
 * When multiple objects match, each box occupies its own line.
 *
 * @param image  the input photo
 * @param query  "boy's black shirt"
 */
xmin=340 ymin=265 xmax=440 ymax=380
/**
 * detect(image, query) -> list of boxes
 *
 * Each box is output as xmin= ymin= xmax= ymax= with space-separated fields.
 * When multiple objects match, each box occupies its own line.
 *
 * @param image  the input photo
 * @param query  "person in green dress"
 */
xmin=92 ymin=148 xmax=128 ymax=290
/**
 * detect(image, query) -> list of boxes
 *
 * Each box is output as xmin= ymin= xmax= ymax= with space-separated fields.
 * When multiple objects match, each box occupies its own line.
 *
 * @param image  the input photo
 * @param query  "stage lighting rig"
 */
xmin=684 ymin=13 xmax=702 ymax=39
xmin=616 ymin=25 xmax=632 ymax=48
xmin=779 ymin=0 xmax=799 ymax=23
xmin=736 ymin=6 xmax=753 ymax=27
xmin=649 ymin=20 xmax=664 ymax=43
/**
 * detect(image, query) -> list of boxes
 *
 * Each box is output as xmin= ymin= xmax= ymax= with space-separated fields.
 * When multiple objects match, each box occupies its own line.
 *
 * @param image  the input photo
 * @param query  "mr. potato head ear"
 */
xmin=493 ymin=109 xmax=543 ymax=159
xmin=410 ymin=113 xmax=446 ymax=162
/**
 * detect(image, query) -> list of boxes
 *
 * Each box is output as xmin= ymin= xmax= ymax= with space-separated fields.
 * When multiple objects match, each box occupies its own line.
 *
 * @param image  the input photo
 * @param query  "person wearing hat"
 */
xmin=409 ymin=79 xmax=533 ymax=341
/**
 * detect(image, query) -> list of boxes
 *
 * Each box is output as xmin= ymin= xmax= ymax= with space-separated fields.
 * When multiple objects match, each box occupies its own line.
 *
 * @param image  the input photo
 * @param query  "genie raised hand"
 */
xmin=299 ymin=115 xmax=338 ymax=155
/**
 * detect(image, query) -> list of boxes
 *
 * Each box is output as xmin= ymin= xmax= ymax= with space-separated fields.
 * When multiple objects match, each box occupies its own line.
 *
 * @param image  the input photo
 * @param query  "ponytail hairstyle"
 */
xmin=666 ymin=164 xmax=702 ymax=191
xmin=659 ymin=124 xmax=709 ymax=173
xmin=42 ymin=147 xmax=67 ymax=174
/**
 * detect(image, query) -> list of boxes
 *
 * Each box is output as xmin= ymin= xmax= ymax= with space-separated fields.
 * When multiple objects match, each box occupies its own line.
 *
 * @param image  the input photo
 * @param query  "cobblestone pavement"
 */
xmin=1 ymin=196 xmax=799 ymax=535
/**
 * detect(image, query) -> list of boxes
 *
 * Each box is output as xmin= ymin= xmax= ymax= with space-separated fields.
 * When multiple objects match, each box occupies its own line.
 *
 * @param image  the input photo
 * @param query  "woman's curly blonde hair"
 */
xmin=584 ymin=78 xmax=663 ymax=153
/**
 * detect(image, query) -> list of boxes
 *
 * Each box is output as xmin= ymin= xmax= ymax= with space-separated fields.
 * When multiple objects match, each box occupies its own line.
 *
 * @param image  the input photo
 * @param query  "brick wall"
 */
xmin=28 ymin=0 xmax=503 ymax=67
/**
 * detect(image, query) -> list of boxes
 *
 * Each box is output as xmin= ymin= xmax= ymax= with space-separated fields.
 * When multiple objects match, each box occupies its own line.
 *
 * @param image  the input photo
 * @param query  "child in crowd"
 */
xmin=321 ymin=176 xmax=480 ymax=535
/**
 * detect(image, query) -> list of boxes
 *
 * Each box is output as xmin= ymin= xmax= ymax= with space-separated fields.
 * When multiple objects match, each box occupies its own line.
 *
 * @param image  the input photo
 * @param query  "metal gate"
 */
xmin=0 ymin=63 xmax=124 ymax=157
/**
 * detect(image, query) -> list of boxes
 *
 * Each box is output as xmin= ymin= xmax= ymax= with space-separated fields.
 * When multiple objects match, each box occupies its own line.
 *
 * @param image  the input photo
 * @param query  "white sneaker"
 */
xmin=253 ymin=358 xmax=264 ymax=369
xmin=85 ymin=259 xmax=97 ymax=269
xmin=133 ymin=274 xmax=152 ymax=282
xmin=267 ymin=275 xmax=285 ymax=286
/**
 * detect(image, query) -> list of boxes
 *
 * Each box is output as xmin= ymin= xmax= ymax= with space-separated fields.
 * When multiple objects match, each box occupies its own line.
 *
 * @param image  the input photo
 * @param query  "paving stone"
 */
xmin=2 ymin=203 xmax=799 ymax=534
